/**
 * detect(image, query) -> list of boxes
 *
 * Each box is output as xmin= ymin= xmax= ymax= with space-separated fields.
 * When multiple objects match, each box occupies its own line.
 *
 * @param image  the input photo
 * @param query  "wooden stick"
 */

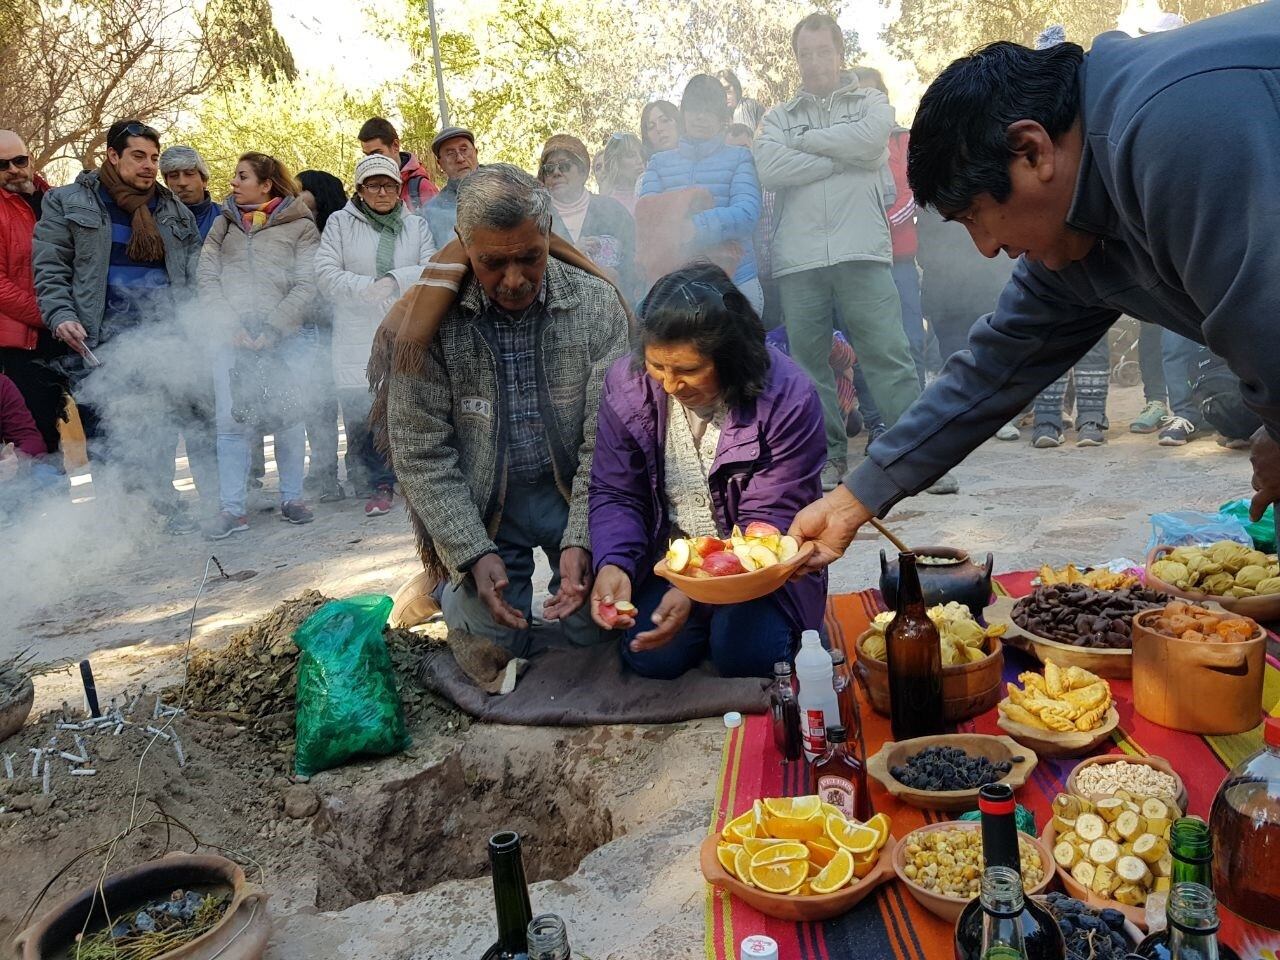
xmin=869 ymin=517 xmax=911 ymax=555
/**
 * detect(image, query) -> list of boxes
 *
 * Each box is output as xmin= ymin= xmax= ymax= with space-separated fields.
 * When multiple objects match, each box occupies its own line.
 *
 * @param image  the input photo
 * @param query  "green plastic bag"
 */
xmin=1220 ymin=499 xmax=1276 ymax=554
xmin=293 ymin=595 xmax=410 ymax=777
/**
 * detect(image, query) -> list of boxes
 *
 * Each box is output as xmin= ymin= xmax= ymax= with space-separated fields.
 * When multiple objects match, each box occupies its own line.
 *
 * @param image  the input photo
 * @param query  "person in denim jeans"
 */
xmin=197 ymin=152 xmax=319 ymax=539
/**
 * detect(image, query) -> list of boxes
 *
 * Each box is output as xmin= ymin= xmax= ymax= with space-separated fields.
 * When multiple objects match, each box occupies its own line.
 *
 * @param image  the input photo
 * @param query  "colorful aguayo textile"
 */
xmin=705 ymin=573 xmax=1280 ymax=960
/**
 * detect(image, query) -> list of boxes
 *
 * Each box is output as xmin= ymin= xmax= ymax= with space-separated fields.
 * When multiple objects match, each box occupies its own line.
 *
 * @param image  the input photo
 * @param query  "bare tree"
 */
xmin=0 ymin=0 xmax=294 ymax=172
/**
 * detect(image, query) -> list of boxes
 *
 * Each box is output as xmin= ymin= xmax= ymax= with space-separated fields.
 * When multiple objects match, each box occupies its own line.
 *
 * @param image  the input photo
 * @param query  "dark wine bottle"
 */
xmin=1132 ymin=883 xmax=1242 ymax=960
xmin=483 ymin=831 xmax=533 ymax=960
xmin=954 ymin=785 xmax=1065 ymax=960
xmin=884 ymin=552 xmax=945 ymax=740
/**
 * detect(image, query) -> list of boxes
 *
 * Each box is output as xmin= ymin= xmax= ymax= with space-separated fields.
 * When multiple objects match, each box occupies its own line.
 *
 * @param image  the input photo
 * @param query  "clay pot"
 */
xmin=14 ymin=853 xmax=270 ymax=960
xmin=852 ymin=629 xmax=1004 ymax=724
xmin=0 ymin=675 xmax=34 ymax=743
xmin=879 ymin=547 xmax=994 ymax=620
xmin=1130 ymin=609 xmax=1266 ymax=735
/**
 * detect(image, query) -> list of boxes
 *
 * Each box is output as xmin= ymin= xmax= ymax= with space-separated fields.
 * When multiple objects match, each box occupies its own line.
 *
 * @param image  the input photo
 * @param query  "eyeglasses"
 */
xmin=108 ymin=122 xmax=160 ymax=153
xmin=540 ymin=160 xmax=578 ymax=177
xmin=0 ymin=155 xmax=29 ymax=171
xmin=359 ymin=181 xmax=399 ymax=195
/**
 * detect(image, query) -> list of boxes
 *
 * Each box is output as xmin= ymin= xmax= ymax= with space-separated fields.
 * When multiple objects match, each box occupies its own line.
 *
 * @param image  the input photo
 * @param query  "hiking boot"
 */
xmin=205 ymin=511 xmax=248 ymax=540
xmin=821 ymin=458 xmax=848 ymax=492
xmin=926 ymin=473 xmax=959 ymax=495
xmin=280 ymin=500 xmax=315 ymax=524
xmin=1075 ymin=421 xmax=1106 ymax=447
xmin=1130 ymin=399 xmax=1167 ymax=434
xmin=1032 ymin=424 xmax=1064 ymax=448
xmin=162 ymin=505 xmax=200 ymax=536
xmin=1217 ymin=435 xmax=1252 ymax=450
xmin=995 ymin=421 xmax=1020 ymax=441
xmin=1158 ymin=416 xmax=1198 ymax=446
xmin=365 ymin=485 xmax=394 ymax=517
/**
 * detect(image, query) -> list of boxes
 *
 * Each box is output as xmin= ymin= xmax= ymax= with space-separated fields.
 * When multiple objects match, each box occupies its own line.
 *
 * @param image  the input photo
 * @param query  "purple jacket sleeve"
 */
xmin=588 ymin=378 xmax=654 ymax=581
xmin=0 ymin=375 xmax=46 ymax=458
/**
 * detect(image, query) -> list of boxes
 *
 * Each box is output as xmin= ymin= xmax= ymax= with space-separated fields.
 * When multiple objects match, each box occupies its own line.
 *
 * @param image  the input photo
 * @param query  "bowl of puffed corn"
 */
xmin=892 ymin=821 xmax=1053 ymax=922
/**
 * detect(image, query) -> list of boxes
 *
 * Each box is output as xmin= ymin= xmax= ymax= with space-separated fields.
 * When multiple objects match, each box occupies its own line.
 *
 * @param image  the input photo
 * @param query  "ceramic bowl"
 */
xmin=986 ymin=596 xmax=1134 ymax=679
xmin=699 ymin=833 xmax=897 ymax=922
xmin=1065 ymin=753 xmax=1187 ymax=811
xmin=853 ymin=627 xmax=1004 ymax=725
xmin=654 ymin=541 xmax=814 ymax=605
xmin=1145 ymin=545 xmax=1280 ymax=621
xmin=1041 ymin=821 xmax=1152 ymax=931
xmin=893 ymin=821 xmax=1053 ymax=923
xmin=996 ymin=701 xmax=1120 ymax=758
xmin=865 ymin=734 xmax=1038 ymax=813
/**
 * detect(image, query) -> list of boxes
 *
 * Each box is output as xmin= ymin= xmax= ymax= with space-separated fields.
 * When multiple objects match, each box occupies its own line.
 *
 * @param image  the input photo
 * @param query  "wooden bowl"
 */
xmin=1033 ymin=893 xmax=1145 ymax=947
xmin=1041 ymin=820 xmax=1150 ymax=931
xmin=1130 ymin=609 xmax=1267 ymax=735
xmin=654 ymin=541 xmax=815 ymax=605
xmin=865 ymin=734 xmax=1038 ymax=812
xmin=986 ymin=596 xmax=1133 ymax=679
xmin=996 ymin=701 xmax=1120 ymax=758
xmin=699 ymin=833 xmax=897 ymax=922
xmin=1065 ymin=754 xmax=1187 ymax=811
xmin=1145 ymin=545 xmax=1280 ymax=621
xmin=852 ymin=628 xmax=1005 ymax=725
xmin=894 ymin=821 xmax=1053 ymax=923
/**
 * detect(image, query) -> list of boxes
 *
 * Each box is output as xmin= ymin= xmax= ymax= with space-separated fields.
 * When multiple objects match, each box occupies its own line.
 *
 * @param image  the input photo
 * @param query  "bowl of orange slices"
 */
xmin=700 ymin=795 xmax=896 ymax=922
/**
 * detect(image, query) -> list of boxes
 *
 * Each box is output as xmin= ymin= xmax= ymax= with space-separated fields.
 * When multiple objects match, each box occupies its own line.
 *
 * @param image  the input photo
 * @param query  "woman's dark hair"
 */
xmin=297 ymin=169 xmax=346 ymax=233
xmin=636 ymin=263 xmax=770 ymax=410
xmin=908 ymin=40 xmax=1084 ymax=216
xmin=716 ymin=69 xmax=743 ymax=101
xmin=639 ymin=100 xmax=682 ymax=157
xmin=680 ymin=74 xmax=731 ymax=124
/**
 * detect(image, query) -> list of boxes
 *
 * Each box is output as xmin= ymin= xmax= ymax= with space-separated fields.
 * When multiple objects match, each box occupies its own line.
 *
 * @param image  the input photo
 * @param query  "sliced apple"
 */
xmin=733 ymin=543 xmax=757 ymax=570
xmin=744 ymin=521 xmax=781 ymax=540
xmin=691 ymin=535 xmax=727 ymax=557
xmin=666 ymin=538 xmax=692 ymax=573
xmin=614 ymin=600 xmax=637 ymax=616
xmin=778 ymin=535 xmax=800 ymax=562
xmin=747 ymin=543 xmax=779 ymax=569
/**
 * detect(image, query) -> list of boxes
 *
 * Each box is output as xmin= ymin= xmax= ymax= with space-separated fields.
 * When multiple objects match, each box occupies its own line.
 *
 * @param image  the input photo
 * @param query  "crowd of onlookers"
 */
xmin=0 ymin=11 xmax=1248 ymax=536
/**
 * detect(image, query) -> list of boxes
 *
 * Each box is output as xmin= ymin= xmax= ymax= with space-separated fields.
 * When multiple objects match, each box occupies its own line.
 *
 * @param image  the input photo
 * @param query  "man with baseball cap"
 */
xmin=423 ymin=126 xmax=478 ymax=249
xmin=159 ymin=145 xmax=218 ymax=239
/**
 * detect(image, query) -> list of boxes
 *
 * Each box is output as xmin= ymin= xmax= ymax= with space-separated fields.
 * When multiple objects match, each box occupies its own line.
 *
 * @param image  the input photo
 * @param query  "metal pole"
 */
xmin=426 ymin=0 xmax=450 ymax=127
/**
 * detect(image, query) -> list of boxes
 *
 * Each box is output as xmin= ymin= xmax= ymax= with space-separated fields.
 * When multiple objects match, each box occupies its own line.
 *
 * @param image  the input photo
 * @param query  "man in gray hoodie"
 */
xmin=788 ymin=4 xmax=1280 ymax=567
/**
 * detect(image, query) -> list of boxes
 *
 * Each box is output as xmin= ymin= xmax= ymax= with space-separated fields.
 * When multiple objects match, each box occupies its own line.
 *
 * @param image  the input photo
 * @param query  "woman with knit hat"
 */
xmin=538 ymin=134 xmax=638 ymax=304
xmin=315 ymin=153 xmax=436 ymax=517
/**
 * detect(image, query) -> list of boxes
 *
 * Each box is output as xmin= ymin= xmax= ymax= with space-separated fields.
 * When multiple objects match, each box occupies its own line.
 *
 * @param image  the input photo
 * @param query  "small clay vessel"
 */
xmin=880 ymin=547 xmax=994 ymax=619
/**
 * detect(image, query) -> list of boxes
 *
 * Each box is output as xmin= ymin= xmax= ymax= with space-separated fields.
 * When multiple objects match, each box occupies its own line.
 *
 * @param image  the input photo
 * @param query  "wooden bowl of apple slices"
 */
xmin=653 ymin=523 xmax=815 ymax=605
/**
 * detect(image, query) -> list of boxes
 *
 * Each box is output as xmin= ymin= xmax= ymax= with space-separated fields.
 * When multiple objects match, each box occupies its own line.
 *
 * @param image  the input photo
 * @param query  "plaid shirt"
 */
xmin=484 ymin=288 xmax=552 ymax=482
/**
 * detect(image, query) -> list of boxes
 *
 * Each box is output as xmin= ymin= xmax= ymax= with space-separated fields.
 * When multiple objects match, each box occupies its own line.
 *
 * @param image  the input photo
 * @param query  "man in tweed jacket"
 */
xmin=387 ymin=164 xmax=629 ymax=654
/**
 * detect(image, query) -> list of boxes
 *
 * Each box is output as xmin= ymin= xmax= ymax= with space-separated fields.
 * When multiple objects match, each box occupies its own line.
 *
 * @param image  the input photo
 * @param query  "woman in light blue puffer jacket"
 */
xmin=637 ymin=74 xmax=762 ymax=310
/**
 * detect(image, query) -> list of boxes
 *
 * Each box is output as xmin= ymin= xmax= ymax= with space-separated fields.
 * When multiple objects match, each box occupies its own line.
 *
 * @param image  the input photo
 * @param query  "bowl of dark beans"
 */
xmin=866 ymin=734 xmax=1038 ymax=812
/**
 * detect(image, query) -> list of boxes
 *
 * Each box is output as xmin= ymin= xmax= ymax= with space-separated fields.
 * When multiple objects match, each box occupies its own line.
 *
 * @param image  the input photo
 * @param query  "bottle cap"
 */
xmin=826 ymin=724 xmax=847 ymax=743
xmin=829 ymin=648 xmax=847 ymax=665
xmin=740 ymin=934 xmax=779 ymax=960
xmin=1265 ymin=714 xmax=1280 ymax=748
xmin=773 ymin=660 xmax=792 ymax=675
xmin=723 ymin=711 xmax=743 ymax=729
xmin=801 ymin=629 xmax=820 ymax=645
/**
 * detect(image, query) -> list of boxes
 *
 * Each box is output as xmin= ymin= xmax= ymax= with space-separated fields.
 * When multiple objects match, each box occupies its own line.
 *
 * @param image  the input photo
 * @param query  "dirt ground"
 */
xmin=0 ymin=384 xmax=1257 ymax=958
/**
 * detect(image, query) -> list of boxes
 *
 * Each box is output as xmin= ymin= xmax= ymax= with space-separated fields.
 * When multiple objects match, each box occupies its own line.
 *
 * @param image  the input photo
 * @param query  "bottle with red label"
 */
xmin=810 ymin=724 xmax=872 ymax=821
xmin=794 ymin=629 xmax=841 ymax=762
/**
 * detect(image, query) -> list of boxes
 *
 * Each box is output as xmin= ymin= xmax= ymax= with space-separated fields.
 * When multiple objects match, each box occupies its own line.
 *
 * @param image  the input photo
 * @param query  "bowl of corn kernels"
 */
xmin=892 ymin=821 xmax=1053 ymax=922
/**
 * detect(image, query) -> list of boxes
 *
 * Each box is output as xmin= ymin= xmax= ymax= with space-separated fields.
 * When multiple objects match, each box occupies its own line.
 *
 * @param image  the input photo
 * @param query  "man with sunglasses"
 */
xmin=0 ymin=130 xmax=62 ymax=463
xmin=33 ymin=119 xmax=203 ymax=533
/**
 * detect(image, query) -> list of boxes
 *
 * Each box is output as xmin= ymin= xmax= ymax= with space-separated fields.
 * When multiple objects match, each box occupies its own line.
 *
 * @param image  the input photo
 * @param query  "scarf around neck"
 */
xmin=239 ymin=196 xmax=284 ymax=233
xmin=552 ymin=189 xmax=591 ymax=243
xmin=97 ymin=162 xmax=164 ymax=262
xmin=355 ymin=196 xmax=405 ymax=277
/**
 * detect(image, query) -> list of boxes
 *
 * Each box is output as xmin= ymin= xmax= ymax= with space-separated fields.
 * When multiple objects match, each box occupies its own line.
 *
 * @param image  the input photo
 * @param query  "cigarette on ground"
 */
xmin=42 ymin=760 xmax=50 ymax=794
xmin=59 ymin=752 xmax=87 ymax=764
xmin=145 ymin=726 xmax=172 ymax=741
xmin=70 ymin=768 xmax=96 ymax=776
xmin=29 ymin=749 xmax=41 ymax=778
xmin=3 ymin=754 xmax=14 ymax=779
xmin=173 ymin=739 xmax=186 ymax=767
xmin=113 ymin=723 xmax=124 ymax=736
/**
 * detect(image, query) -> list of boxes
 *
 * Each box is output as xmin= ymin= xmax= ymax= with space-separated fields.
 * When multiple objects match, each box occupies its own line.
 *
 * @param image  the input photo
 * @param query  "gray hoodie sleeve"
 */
xmin=845 ymin=259 xmax=1119 ymax=516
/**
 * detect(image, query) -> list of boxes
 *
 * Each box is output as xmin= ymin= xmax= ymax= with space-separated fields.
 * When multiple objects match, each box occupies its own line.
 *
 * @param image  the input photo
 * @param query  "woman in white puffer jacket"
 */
xmin=314 ymin=153 xmax=435 ymax=517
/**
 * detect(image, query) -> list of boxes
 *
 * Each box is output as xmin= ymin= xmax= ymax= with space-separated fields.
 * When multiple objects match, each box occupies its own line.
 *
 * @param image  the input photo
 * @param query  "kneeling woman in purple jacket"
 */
xmin=588 ymin=264 xmax=828 ymax=679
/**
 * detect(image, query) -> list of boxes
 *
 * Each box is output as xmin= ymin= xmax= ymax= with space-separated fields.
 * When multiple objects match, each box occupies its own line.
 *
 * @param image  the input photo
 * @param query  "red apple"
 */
xmin=702 ymin=551 xmax=746 ymax=577
xmin=744 ymin=521 xmax=781 ymax=540
xmin=691 ymin=535 xmax=727 ymax=557
xmin=666 ymin=538 xmax=692 ymax=573
xmin=597 ymin=600 xmax=638 ymax=628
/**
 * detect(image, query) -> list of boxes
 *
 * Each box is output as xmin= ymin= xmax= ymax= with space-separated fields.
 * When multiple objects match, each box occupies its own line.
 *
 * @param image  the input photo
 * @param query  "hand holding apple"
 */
xmin=591 ymin=563 xmax=639 ymax=630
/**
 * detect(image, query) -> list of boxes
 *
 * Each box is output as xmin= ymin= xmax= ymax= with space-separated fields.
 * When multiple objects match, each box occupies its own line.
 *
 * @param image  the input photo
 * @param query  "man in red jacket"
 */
xmin=0 ymin=130 xmax=62 ymax=459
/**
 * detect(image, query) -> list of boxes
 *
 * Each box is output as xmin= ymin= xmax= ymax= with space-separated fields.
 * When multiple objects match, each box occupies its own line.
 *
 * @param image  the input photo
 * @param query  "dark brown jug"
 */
xmin=880 ymin=546 xmax=994 ymax=619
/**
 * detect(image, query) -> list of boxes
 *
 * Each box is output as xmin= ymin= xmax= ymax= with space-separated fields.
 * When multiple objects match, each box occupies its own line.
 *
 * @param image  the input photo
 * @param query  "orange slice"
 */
xmin=750 ymin=859 xmax=808 ymax=894
xmin=742 ymin=836 xmax=788 ymax=855
xmin=821 ymin=801 xmax=848 ymax=822
xmin=718 ymin=843 xmax=742 ymax=877
xmin=853 ymin=854 xmax=878 ymax=880
xmin=805 ymin=839 xmax=838 ymax=867
xmin=765 ymin=814 xmax=825 ymax=842
xmin=865 ymin=812 xmax=892 ymax=851
xmin=806 ymin=860 xmax=821 ymax=879
xmin=722 ymin=809 xmax=755 ymax=843
xmin=749 ymin=841 xmax=809 ymax=866
xmin=826 ymin=815 xmax=879 ymax=854
xmin=763 ymin=795 xmax=822 ymax=821
xmin=735 ymin=846 xmax=755 ymax=887
xmin=811 ymin=848 xmax=855 ymax=894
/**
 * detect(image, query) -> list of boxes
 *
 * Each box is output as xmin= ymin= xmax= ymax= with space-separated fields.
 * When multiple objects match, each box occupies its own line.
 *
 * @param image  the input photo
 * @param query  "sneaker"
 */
xmin=867 ymin=423 xmax=888 ymax=443
xmin=1032 ymin=424 xmax=1064 ymax=448
xmin=317 ymin=481 xmax=346 ymax=504
xmin=926 ymin=472 xmax=959 ymax=495
xmin=205 ymin=511 xmax=249 ymax=540
xmin=1130 ymin=400 xmax=1167 ymax=434
xmin=1075 ymin=421 xmax=1106 ymax=447
xmin=995 ymin=421 xmax=1020 ymax=442
xmin=365 ymin=485 xmax=394 ymax=517
xmin=821 ymin=458 xmax=848 ymax=492
xmin=1217 ymin=435 xmax=1252 ymax=450
xmin=280 ymin=500 xmax=315 ymax=524
xmin=1158 ymin=416 xmax=1197 ymax=446
xmin=162 ymin=506 xmax=200 ymax=536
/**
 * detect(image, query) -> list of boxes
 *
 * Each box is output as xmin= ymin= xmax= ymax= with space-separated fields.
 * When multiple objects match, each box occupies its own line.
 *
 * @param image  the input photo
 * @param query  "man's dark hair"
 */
xmin=791 ymin=12 xmax=844 ymax=59
xmin=908 ymin=40 xmax=1084 ymax=216
xmin=727 ymin=123 xmax=754 ymax=140
xmin=636 ymin=263 xmax=770 ymax=410
xmin=106 ymin=119 xmax=160 ymax=154
xmin=358 ymin=117 xmax=399 ymax=146
xmin=298 ymin=169 xmax=347 ymax=233
xmin=680 ymin=74 xmax=730 ymax=124
xmin=716 ymin=69 xmax=744 ymax=100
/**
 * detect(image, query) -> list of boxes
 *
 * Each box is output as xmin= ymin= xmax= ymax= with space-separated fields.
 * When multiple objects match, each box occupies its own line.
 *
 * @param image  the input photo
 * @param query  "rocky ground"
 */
xmin=0 ymin=385 xmax=1255 ymax=958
